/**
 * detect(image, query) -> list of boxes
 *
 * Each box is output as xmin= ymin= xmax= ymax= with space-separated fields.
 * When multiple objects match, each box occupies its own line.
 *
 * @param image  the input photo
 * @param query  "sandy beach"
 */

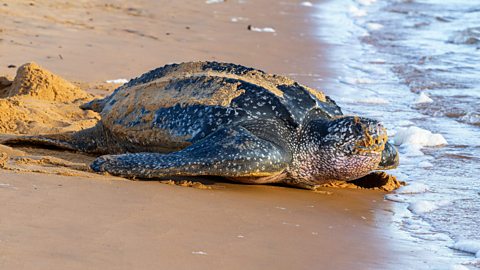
xmin=1 ymin=171 xmax=409 ymax=270
xmin=0 ymin=1 xmax=426 ymax=269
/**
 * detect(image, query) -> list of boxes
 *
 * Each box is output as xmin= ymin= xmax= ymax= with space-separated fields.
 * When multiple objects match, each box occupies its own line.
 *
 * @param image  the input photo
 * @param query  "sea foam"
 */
xmin=356 ymin=0 xmax=377 ymax=5
xmin=415 ymin=92 xmax=434 ymax=104
xmin=349 ymin=5 xmax=367 ymax=17
xmin=401 ymin=144 xmax=425 ymax=157
xmin=356 ymin=97 xmax=390 ymax=104
xmin=452 ymin=240 xmax=480 ymax=257
xmin=450 ymin=265 xmax=470 ymax=270
xmin=384 ymin=194 xmax=408 ymax=203
xmin=393 ymin=126 xmax=447 ymax=147
xmin=396 ymin=183 xmax=429 ymax=194
xmin=418 ymin=161 xmax=434 ymax=168
xmin=407 ymin=200 xmax=450 ymax=214
xmin=366 ymin=23 xmax=384 ymax=31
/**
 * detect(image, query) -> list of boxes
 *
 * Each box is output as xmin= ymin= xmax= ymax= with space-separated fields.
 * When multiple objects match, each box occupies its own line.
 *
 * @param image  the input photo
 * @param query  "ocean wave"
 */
xmin=407 ymin=200 xmax=451 ymax=215
xmin=396 ymin=183 xmax=430 ymax=194
xmin=451 ymin=240 xmax=480 ymax=257
xmin=448 ymin=27 xmax=480 ymax=45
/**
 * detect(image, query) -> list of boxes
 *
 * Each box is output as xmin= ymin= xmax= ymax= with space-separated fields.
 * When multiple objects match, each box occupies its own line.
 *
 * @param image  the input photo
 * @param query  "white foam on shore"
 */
xmin=384 ymin=194 xmax=409 ymax=203
xmin=415 ymin=92 xmax=434 ymax=104
xmin=396 ymin=183 xmax=430 ymax=194
xmin=249 ymin=26 xmax=276 ymax=33
xmin=349 ymin=5 xmax=367 ymax=17
xmin=407 ymin=200 xmax=450 ymax=214
xmin=106 ymin=78 xmax=128 ymax=84
xmin=401 ymin=144 xmax=425 ymax=157
xmin=300 ymin=1 xmax=314 ymax=7
xmin=419 ymin=161 xmax=434 ymax=168
xmin=450 ymin=265 xmax=470 ymax=270
xmin=369 ymin=58 xmax=386 ymax=64
xmin=452 ymin=240 xmax=480 ymax=257
xmin=356 ymin=0 xmax=376 ymax=5
xmin=387 ymin=129 xmax=397 ymax=137
xmin=460 ymin=112 xmax=480 ymax=126
xmin=340 ymin=77 xmax=374 ymax=84
xmin=356 ymin=97 xmax=390 ymax=104
xmin=394 ymin=126 xmax=448 ymax=147
xmin=397 ymin=120 xmax=415 ymax=126
xmin=366 ymin=23 xmax=384 ymax=31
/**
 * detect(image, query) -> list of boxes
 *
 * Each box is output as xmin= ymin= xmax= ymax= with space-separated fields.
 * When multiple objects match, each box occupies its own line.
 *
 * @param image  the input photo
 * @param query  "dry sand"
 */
xmin=0 ymin=0 xmax=412 ymax=269
xmin=0 ymin=63 xmax=98 ymax=135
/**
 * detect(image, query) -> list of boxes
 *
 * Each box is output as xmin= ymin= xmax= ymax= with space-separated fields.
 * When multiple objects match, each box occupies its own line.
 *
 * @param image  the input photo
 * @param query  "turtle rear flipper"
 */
xmin=80 ymin=98 xmax=108 ymax=113
xmin=3 ymin=125 xmax=106 ymax=154
xmin=91 ymin=125 xmax=289 ymax=183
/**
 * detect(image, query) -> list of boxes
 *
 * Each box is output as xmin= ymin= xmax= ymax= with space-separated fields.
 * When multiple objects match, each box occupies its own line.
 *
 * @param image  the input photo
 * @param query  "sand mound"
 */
xmin=4 ymin=63 xmax=91 ymax=102
xmin=0 ymin=63 xmax=99 ymax=135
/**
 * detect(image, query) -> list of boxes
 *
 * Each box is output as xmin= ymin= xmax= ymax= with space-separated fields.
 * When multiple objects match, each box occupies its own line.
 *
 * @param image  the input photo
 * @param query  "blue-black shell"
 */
xmin=93 ymin=62 xmax=342 ymax=151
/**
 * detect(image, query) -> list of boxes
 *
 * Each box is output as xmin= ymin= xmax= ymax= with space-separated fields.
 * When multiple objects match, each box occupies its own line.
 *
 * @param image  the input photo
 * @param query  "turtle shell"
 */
xmin=98 ymin=62 xmax=342 ymax=152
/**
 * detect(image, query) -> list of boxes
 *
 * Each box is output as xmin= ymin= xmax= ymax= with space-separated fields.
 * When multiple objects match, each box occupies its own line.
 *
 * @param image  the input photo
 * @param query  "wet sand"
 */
xmin=0 ymin=171 xmax=399 ymax=270
xmin=1 ymin=1 xmax=412 ymax=269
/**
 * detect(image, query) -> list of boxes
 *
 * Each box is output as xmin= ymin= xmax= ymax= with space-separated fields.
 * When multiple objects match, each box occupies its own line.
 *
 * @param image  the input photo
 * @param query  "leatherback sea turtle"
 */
xmin=7 ymin=62 xmax=399 ymax=189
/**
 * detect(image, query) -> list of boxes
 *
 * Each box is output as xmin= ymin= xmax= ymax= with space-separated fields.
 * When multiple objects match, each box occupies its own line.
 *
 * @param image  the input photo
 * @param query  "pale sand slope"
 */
xmin=0 ymin=0 xmax=416 ymax=269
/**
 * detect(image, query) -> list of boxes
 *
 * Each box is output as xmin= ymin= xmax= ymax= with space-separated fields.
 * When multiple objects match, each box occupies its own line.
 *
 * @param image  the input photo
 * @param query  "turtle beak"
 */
xmin=377 ymin=142 xmax=399 ymax=170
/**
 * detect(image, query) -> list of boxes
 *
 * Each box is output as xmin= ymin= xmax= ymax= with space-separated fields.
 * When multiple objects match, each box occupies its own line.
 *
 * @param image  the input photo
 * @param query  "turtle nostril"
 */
xmin=376 ymin=122 xmax=384 ymax=131
xmin=375 ymin=122 xmax=386 ymax=135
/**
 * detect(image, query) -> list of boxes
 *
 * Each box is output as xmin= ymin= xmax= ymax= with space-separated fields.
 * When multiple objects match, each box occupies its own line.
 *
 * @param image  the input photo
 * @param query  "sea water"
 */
xmin=309 ymin=0 xmax=479 ymax=268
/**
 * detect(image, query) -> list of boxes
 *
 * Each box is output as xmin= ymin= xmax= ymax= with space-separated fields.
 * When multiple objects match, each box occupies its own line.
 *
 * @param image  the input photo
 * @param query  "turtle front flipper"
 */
xmin=3 ymin=124 xmax=108 ymax=154
xmin=91 ymin=125 xmax=290 ymax=183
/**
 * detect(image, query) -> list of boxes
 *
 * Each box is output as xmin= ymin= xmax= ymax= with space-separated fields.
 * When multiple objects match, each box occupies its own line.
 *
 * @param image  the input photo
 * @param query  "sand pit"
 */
xmin=324 ymin=171 xmax=405 ymax=192
xmin=0 ymin=63 xmax=99 ymax=135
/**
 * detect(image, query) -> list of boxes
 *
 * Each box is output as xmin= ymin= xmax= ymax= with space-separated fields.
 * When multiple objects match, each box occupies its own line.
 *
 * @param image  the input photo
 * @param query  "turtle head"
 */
xmin=291 ymin=116 xmax=394 ymax=185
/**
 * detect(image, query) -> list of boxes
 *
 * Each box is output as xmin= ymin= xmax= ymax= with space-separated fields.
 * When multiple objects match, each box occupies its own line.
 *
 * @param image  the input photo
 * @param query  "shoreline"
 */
xmin=0 ymin=1 xmax=422 ymax=269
